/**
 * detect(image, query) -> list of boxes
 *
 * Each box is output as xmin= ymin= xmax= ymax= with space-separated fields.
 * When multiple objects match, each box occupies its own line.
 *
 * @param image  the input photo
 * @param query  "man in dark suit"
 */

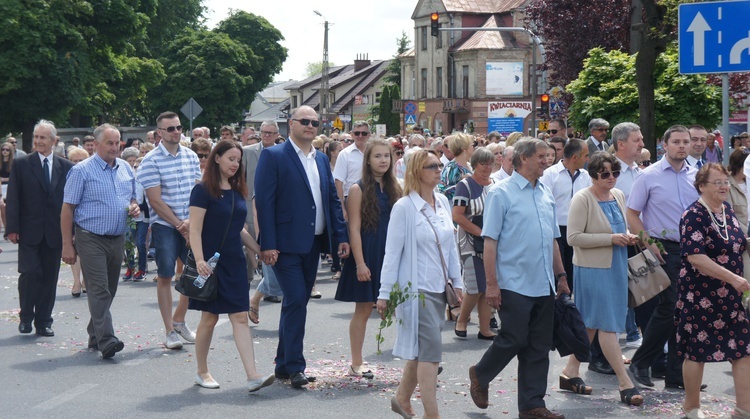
xmin=255 ymin=106 xmax=349 ymax=388
xmin=586 ymin=117 xmax=611 ymax=156
xmin=6 ymin=119 xmax=74 ymax=336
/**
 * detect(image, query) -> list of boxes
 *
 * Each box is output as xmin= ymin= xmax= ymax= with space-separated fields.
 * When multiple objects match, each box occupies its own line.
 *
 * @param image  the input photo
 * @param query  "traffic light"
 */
xmin=430 ymin=12 xmax=439 ymax=37
xmin=540 ymin=94 xmax=550 ymax=116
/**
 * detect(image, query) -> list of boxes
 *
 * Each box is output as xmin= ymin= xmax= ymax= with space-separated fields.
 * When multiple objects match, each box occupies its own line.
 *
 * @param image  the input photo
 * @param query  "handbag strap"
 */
xmin=419 ymin=207 xmax=451 ymax=287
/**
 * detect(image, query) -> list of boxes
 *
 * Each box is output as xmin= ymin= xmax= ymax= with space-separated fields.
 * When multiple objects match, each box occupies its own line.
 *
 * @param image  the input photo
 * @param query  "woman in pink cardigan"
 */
xmin=557 ymin=152 xmax=644 ymax=407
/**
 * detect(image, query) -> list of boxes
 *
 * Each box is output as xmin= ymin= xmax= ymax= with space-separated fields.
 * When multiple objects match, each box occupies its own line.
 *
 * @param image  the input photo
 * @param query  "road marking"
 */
xmin=33 ymin=383 xmax=99 ymax=410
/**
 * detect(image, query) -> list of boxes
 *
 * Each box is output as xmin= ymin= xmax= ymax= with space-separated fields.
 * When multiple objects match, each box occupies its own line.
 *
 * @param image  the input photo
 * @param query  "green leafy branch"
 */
xmin=637 ymin=229 xmax=668 ymax=254
xmin=375 ymin=281 xmax=424 ymax=355
xmin=125 ymin=207 xmax=137 ymax=256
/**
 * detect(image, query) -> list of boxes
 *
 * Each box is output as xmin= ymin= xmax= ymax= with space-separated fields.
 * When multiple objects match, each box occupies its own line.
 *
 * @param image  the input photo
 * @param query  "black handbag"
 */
xmin=175 ymin=193 xmax=234 ymax=302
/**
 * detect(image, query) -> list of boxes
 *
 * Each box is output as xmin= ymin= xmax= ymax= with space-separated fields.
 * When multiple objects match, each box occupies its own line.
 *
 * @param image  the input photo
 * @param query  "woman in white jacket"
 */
xmin=377 ymin=149 xmax=463 ymax=419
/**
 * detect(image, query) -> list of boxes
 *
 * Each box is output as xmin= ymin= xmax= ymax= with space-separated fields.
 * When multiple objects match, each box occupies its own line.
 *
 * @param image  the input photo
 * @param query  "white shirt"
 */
xmin=490 ymin=167 xmax=512 ymax=182
xmin=686 ymin=155 xmax=705 ymax=168
xmin=614 ymin=156 xmax=640 ymax=201
xmin=539 ymin=160 xmax=591 ymax=226
xmin=412 ymin=192 xmax=459 ymax=293
xmin=440 ymin=154 xmax=450 ymax=167
xmin=290 ymin=139 xmax=325 ymax=234
xmin=332 ymin=144 xmax=365 ymax=196
xmin=38 ymin=152 xmax=53 ymax=181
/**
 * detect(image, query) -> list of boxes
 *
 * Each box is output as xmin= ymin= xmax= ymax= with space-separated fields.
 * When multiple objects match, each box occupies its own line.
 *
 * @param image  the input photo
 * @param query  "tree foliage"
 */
xmin=568 ymin=47 xmax=721 ymax=140
xmin=377 ymin=84 xmax=401 ymax=135
xmin=384 ymin=31 xmax=412 ymax=87
xmin=305 ymin=61 xmax=336 ymax=78
xmin=525 ymin=0 xmax=630 ymax=87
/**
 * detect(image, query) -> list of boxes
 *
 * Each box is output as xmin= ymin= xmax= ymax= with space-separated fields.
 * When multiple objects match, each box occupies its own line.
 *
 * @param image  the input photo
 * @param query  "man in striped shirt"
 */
xmin=138 ymin=111 xmax=201 ymax=350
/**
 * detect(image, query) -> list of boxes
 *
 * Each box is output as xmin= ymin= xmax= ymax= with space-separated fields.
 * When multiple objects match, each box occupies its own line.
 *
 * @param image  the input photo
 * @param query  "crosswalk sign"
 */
xmin=405 ymin=114 xmax=416 ymax=125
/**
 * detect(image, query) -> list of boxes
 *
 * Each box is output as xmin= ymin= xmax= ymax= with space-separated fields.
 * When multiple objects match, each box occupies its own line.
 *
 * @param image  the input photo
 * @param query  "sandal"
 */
xmin=248 ymin=306 xmax=260 ymax=324
xmin=619 ymin=387 xmax=644 ymax=406
xmin=348 ymin=365 xmax=374 ymax=379
xmin=733 ymin=406 xmax=750 ymax=419
xmin=622 ymin=354 xmax=632 ymax=364
xmin=559 ymin=374 xmax=593 ymax=395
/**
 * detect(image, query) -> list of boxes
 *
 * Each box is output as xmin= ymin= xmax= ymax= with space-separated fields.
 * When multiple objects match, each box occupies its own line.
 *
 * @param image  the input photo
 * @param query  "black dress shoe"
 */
xmin=263 ymin=296 xmax=282 ymax=303
xmin=588 ymin=360 xmax=615 ymax=375
xmin=651 ymin=368 xmax=666 ymax=379
xmin=290 ymin=372 xmax=311 ymax=388
xmin=36 ymin=326 xmax=54 ymax=337
xmin=664 ymin=380 xmax=708 ymax=390
xmin=489 ymin=317 xmax=499 ymax=329
xmin=629 ymin=364 xmax=654 ymax=387
xmin=101 ymin=341 xmax=124 ymax=359
xmin=477 ymin=332 xmax=496 ymax=340
xmin=18 ymin=322 xmax=32 ymax=334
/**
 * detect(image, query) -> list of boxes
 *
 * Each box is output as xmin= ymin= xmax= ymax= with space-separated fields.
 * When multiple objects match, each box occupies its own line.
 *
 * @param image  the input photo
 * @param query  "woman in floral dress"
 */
xmin=677 ymin=163 xmax=750 ymax=419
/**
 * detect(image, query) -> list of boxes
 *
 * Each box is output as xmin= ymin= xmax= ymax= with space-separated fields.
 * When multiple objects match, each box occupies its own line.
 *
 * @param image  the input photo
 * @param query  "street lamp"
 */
xmin=313 ymin=10 xmax=330 ymax=134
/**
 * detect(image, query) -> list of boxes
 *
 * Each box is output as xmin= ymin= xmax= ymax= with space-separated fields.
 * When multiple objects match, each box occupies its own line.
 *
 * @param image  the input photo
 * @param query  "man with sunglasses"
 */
xmin=333 ymin=121 xmax=370 ymax=221
xmin=548 ymin=119 xmax=567 ymax=141
xmin=6 ymin=137 xmax=26 ymax=157
xmin=539 ymin=138 xmax=591 ymax=294
xmin=586 ymin=118 xmax=611 ymax=158
xmin=138 ymin=111 xmax=201 ymax=350
xmin=255 ymin=105 xmax=349 ymax=388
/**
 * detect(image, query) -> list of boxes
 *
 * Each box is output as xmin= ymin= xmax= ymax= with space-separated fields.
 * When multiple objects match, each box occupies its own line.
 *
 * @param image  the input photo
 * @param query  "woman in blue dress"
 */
xmin=188 ymin=140 xmax=275 ymax=392
xmin=558 ymin=152 xmax=644 ymax=406
xmin=335 ymin=138 xmax=402 ymax=379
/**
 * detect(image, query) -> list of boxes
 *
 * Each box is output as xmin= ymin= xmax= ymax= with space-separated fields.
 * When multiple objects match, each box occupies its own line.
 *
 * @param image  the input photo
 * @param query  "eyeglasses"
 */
xmin=293 ymin=118 xmax=320 ymax=128
xmin=708 ymin=180 xmax=730 ymax=187
xmin=261 ymin=131 xmax=278 ymax=136
xmin=548 ymin=129 xmax=559 ymax=134
xmin=352 ymin=131 xmax=369 ymax=137
xmin=395 ymin=151 xmax=404 ymax=156
xmin=640 ymin=160 xmax=651 ymax=166
xmin=593 ymin=128 xmax=609 ymax=132
xmin=197 ymin=153 xmax=209 ymax=159
xmin=8 ymin=141 xmax=16 ymax=144
xmin=423 ymin=163 xmax=445 ymax=171
xmin=342 ymin=139 xmax=353 ymax=143
xmin=159 ymin=125 xmax=183 ymax=133
xmin=599 ymin=171 xmax=621 ymax=179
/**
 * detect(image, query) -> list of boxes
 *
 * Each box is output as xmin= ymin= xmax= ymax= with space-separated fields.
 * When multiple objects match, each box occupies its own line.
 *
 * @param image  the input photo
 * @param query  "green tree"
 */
xmin=567 ymin=47 xmax=721 ymax=141
xmin=305 ymin=61 xmax=335 ymax=78
xmin=384 ymin=31 xmax=411 ymax=87
xmin=377 ymin=84 xmax=401 ymax=135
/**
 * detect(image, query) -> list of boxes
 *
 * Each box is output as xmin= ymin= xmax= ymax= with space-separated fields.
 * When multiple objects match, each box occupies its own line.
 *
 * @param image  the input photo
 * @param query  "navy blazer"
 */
xmin=254 ymin=140 xmax=348 ymax=254
xmin=6 ymin=152 xmax=73 ymax=248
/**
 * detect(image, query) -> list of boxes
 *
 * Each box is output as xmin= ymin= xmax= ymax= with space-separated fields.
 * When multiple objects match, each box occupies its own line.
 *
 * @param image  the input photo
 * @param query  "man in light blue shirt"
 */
xmin=468 ymin=138 xmax=568 ymax=419
xmin=61 ymin=123 xmax=139 ymax=359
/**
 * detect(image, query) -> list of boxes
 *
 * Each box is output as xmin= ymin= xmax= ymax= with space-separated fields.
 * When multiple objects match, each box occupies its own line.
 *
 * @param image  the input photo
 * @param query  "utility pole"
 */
xmin=314 ymin=10 xmax=330 ymax=135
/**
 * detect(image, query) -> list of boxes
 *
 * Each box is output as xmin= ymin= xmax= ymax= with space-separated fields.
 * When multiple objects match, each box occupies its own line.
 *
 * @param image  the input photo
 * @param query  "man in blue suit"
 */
xmin=255 ymin=105 xmax=350 ymax=388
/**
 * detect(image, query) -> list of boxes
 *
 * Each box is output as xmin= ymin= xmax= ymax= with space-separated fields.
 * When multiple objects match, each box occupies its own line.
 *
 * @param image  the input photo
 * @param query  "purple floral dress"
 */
xmin=677 ymin=200 xmax=750 ymax=362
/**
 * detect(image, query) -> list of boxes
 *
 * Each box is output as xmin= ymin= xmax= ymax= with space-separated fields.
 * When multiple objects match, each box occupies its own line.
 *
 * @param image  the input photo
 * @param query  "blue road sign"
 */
xmin=404 ymin=102 xmax=417 ymax=114
xmin=679 ymin=0 xmax=750 ymax=74
xmin=405 ymin=114 xmax=417 ymax=125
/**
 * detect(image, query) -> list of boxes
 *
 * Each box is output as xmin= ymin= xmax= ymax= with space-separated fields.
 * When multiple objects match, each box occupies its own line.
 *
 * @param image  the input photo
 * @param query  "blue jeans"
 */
xmin=135 ymin=221 xmax=149 ymax=272
xmin=151 ymin=223 xmax=187 ymax=278
xmin=258 ymin=263 xmax=283 ymax=296
xmin=625 ymin=308 xmax=641 ymax=342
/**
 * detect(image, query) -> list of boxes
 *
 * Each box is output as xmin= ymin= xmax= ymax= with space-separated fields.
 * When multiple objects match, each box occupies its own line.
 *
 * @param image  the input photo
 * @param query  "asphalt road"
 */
xmin=0 ymin=243 xmax=741 ymax=418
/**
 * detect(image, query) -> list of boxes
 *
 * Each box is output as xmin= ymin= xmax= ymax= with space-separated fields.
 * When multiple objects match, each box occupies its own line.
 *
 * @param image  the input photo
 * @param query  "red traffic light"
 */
xmin=541 ymin=94 xmax=550 ymax=103
xmin=431 ymin=12 xmax=439 ymax=22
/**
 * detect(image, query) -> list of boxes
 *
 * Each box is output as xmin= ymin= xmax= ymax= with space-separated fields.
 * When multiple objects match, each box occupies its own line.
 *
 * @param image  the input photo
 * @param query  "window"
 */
xmin=462 ymin=65 xmax=469 ymax=98
xmin=436 ymin=24 xmax=443 ymax=49
xmin=436 ymin=67 xmax=443 ymax=98
xmin=421 ymin=27 xmax=427 ymax=51
xmin=375 ymin=91 xmax=382 ymax=103
xmin=292 ymin=95 xmax=298 ymax=108
xmin=421 ymin=68 xmax=428 ymax=98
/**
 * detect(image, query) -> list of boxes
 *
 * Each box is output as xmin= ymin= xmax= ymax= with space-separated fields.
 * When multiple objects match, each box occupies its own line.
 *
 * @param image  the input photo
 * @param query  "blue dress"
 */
xmin=188 ymin=184 xmax=249 ymax=314
xmin=573 ymin=200 xmax=628 ymax=333
xmin=335 ymin=182 xmax=391 ymax=302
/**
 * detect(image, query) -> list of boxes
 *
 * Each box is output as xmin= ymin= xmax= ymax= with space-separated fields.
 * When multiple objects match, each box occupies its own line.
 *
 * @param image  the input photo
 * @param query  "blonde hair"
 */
xmin=505 ymin=132 xmax=524 ymax=147
xmin=403 ymin=149 xmax=435 ymax=196
xmin=67 ymin=147 xmax=89 ymax=162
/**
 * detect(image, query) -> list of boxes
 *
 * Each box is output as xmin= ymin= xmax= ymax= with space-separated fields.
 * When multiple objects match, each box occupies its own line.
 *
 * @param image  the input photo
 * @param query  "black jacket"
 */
xmin=552 ymin=294 xmax=590 ymax=362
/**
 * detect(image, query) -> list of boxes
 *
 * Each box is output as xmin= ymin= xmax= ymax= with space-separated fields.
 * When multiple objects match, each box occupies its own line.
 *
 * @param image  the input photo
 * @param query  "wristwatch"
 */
xmin=555 ymin=273 xmax=568 ymax=280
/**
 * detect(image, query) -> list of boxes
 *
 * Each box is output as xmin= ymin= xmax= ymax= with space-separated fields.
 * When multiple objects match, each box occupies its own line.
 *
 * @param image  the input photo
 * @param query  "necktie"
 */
xmin=43 ymin=157 xmax=51 ymax=187
xmin=597 ymin=142 xmax=603 ymax=151
xmin=696 ymin=159 xmax=703 ymax=169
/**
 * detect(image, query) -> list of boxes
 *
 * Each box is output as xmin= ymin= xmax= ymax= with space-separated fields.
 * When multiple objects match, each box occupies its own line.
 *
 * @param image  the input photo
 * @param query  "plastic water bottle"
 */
xmin=194 ymin=252 xmax=220 ymax=288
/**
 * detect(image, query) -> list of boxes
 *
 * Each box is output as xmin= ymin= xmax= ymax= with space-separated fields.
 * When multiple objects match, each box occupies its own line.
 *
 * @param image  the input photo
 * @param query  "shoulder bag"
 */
xmin=175 ymin=192 xmax=235 ymax=302
xmin=420 ymin=208 xmax=460 ymax=307
xmin=627 ymin=242 xmax=671 ymax=308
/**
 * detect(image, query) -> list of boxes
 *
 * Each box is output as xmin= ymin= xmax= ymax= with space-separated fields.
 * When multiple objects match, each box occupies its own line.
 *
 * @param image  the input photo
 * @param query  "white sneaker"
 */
xmin=173 ymin=321 xmax=196 ymax=342
xmin=165 ymin=330 xmax=183 ymax=349
xmin=625 ymin=337 xmax=643 ymax=349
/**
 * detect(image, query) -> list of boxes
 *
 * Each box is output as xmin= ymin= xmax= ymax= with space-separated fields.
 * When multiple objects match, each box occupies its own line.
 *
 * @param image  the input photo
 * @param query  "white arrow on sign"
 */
xmin=687 ymin=12 xmax=711 ymax=66
xmin=730 ymin=31 xmax=750 ymax=64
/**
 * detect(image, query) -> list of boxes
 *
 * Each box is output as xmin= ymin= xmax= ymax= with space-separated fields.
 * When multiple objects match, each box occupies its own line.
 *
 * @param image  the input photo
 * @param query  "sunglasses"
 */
xmin=352 ymin=131 xmax=369 ymax=137
xmin=293 ymin=118 xmax=320 ymax=128
xmin=598 ymin=170 xmax=621 ymax=179
xmin=159 ymin=125 xmax=183 ymax=133
xmin=423 ymin=163 xmax=445 ymax=171
xmin=261 ymin=131 xmax=278 ymax=136
xmin=1 ymin=149 xmax=10 ymax=152
xmin=197 ymin=153 xmax=209 ymax=159
xmin=342 ymin=139 xmax=353 ymax=143
xmin=548 ymin=129 xmax=559 ymax=134
xmin=8 ymin=141 xmax=16 ymax=144
xmin=395 ymin=150 xmax=404 ymax=156
xmin=641 ymin=160 xmax=652 ymax=166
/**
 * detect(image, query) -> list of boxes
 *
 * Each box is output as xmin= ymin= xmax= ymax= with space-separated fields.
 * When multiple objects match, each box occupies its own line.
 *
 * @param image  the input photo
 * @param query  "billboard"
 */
xmin=486 ymin=62 xmax=524 ymax=96
xmin=487 ymin=101 xmax=532 ymax=134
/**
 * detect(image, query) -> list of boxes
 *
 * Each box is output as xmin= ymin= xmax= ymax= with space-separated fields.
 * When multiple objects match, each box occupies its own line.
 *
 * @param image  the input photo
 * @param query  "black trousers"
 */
xmin=556 ymin=226 xmax=574 ymax=292
xmin=18 ymin=241 xmax=62 ymax=328
xmin=475 ymin=289 xmax=554 ymax=412
xmin=631 ymin=240 xmax=682 ymax=382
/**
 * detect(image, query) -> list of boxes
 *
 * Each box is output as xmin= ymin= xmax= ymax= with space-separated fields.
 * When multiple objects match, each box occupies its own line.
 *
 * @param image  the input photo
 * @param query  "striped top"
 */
xmin=64 ymin=154 xmax=136 ymax=236
xmin=137 ymin=142 xmax=201 ymax=227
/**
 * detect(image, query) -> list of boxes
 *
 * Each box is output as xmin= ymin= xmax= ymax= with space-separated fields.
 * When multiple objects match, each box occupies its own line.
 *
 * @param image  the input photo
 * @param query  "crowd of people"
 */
xmin=3 ymin=111 xmax=750 ymax=419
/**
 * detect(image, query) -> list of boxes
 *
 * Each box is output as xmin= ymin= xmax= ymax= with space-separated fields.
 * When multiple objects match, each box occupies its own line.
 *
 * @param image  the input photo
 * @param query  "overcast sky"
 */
xmin=203 ymin=0 xmax=416 ymax=82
